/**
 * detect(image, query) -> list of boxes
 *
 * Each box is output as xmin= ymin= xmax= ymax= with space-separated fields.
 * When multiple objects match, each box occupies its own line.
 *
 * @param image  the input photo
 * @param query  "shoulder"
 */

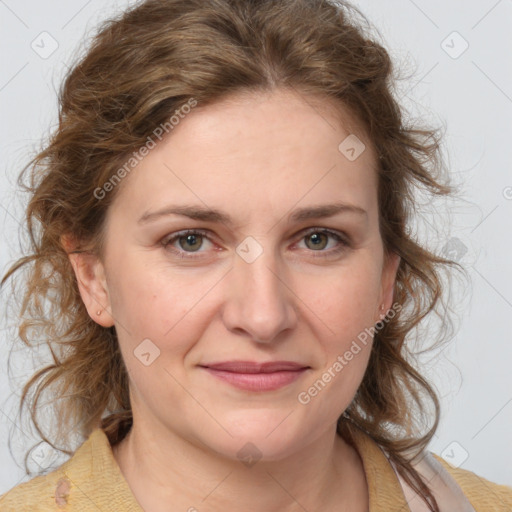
xmin=1 ymin=429 xmax=105 ymax=511
xmin=0 ymin=466 xmax=73 ymax=511
xmin=0 ymin=428 xmax=142 ymax=512
xmin=432 ymin=453 xmax=512 ymax=511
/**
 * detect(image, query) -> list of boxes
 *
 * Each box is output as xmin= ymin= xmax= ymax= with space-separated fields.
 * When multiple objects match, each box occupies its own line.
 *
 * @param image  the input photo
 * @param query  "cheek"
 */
xmin=298 ymin=257 xmax=381 ymax=402
xmin=108 ymin=255 xmax=198 ymax=330
xmin=299 ymin=294 xmax=375 ymax=419
xmin=108 ymin=259 xmax=222 ymax=367
xmin=304 ymin=260 xmax=382 ymax=336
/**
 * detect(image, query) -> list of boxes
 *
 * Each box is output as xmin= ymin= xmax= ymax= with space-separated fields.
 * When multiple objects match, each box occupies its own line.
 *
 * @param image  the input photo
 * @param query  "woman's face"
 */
xmin=72 ymin=88 xmax=400 ymax=460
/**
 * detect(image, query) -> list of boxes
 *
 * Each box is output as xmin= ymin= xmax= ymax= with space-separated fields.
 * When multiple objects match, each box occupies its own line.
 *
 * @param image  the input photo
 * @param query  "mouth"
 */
xmin=198 ymin=361 xmax=310 ymax=392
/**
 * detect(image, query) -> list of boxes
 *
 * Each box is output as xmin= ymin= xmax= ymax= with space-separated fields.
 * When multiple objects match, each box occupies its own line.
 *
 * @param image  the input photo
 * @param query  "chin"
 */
xmin=199 ymin=409 xmax=312 ymax=463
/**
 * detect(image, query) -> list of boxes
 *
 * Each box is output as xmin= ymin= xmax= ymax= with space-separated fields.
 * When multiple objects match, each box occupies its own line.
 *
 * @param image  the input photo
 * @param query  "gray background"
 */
xmin=1 ymin=0 xmax=511 ymax=494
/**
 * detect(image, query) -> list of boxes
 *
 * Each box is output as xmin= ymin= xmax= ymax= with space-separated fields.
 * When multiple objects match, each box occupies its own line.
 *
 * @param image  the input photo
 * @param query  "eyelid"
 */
xmin=292 ymin=227 xmax=351 ymax=258
xmin=161 ymin=226 xmax=351 ymax=259
xmin=160 ymin=228 xmax=216 ymax=257
xmin=298 ymin=226 xmax=350 ymax=245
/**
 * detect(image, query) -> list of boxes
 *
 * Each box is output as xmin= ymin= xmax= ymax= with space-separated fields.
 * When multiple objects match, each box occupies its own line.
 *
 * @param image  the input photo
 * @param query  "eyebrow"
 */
xmin=137 ymin=202 xmax=368 ymax=226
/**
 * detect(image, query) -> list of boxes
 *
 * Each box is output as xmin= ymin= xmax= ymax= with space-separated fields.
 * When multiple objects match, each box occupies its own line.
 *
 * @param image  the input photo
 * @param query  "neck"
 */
xmin=112 ymin=416 xmax=368 ymax=512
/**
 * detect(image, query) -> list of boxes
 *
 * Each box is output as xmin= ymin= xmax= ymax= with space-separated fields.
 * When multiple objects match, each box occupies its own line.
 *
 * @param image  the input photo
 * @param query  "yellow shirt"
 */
xmin=1 ymin=426 xmax=511 ymax=511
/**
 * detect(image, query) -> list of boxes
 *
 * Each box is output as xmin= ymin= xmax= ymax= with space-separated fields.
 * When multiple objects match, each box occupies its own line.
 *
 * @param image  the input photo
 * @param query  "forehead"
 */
xmin=108 ymin=88 xmax=379 ymax=227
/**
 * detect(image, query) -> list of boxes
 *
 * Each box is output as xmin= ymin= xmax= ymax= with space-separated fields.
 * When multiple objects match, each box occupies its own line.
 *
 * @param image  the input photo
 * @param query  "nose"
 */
xmin=221 ymin=244 xmax=298 ymax=344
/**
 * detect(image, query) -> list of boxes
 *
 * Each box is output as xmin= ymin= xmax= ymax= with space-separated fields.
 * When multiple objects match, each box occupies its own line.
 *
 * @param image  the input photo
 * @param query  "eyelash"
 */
xmin=160 ymin=227 xmax=351 ymax=260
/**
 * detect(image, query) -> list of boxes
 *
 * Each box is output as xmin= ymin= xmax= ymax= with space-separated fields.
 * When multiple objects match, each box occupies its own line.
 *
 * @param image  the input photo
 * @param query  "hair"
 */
xmin=1 ymin=0 xmax=467 ymax=510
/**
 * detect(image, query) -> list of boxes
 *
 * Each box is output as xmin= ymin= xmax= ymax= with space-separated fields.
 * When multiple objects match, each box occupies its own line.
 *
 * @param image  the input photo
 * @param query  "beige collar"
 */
xmin=60 ymin=426 xmax=413 ymax=511
xmin=348 ymin=426 xmax=411 ymax=510
xmin=59 ymin=428 xmax=143 ymax=511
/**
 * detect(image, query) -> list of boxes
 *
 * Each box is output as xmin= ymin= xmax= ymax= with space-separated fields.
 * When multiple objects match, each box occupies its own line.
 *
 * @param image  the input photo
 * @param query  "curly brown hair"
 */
xmin=1 ymin=0 xmax=466 ymax=510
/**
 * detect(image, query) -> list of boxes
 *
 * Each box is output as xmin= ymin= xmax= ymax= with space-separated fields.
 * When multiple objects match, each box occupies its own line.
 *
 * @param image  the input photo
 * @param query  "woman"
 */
xmin=0 ymin=0 xmax=511 ymax=510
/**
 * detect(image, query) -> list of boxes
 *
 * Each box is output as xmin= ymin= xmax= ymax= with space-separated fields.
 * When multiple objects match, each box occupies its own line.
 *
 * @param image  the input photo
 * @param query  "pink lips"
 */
xmin=200 ymin=361 xmax=309 ymax=391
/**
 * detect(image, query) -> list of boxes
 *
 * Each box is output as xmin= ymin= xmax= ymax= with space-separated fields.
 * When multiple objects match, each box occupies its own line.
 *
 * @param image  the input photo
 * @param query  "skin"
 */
xmin=65 ymin=87 xmax=400 ymax=512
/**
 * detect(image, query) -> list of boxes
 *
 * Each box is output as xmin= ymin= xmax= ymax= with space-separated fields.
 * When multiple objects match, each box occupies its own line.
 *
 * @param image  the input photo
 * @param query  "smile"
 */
xmin=199 ymin=361 xmax=310 ymax=391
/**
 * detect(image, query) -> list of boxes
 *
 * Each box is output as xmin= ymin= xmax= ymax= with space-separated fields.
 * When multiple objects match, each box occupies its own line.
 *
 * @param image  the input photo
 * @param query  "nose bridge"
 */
xmin=223 ymin=236 xmax=297 ymax=342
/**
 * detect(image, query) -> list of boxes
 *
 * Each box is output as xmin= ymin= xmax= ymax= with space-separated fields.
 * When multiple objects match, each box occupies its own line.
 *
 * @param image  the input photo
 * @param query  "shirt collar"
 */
xmin=347 ymin=426 xmax=410 ymax=510
xmin=60 ymin=428 xmax=143 ymax=511
xmin=60 ymin=425 xmax=409 ymax=511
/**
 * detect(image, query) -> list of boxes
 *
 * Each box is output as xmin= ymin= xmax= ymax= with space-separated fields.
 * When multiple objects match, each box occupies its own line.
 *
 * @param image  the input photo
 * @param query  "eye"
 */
xmin=161 ymin=227 xmax=351 ymax=260
xmin=161 ymin=229 xmax=215 ymax=259
xmin=295 ymin=227 xmax=351 ymax=258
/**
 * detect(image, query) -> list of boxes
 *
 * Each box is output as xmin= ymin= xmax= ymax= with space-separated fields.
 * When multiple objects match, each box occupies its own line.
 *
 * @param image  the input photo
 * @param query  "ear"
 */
xmin=61 ymin=234 xmax=114 ymax=328
xmin=376 ymin=251 xmax=401 ymax=323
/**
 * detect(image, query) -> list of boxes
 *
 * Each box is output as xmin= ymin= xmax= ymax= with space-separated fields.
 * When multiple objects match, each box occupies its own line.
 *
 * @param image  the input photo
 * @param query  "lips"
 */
xmin=201 ymin=361 xmax=308 ymax=373
xmin=199 ymin=361 xmax=310 ymax=391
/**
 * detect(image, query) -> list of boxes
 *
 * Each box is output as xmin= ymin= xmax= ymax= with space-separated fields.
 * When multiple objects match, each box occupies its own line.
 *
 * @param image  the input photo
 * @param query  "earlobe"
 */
xmin=61 ymin=235 xmax=115 ymax=328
